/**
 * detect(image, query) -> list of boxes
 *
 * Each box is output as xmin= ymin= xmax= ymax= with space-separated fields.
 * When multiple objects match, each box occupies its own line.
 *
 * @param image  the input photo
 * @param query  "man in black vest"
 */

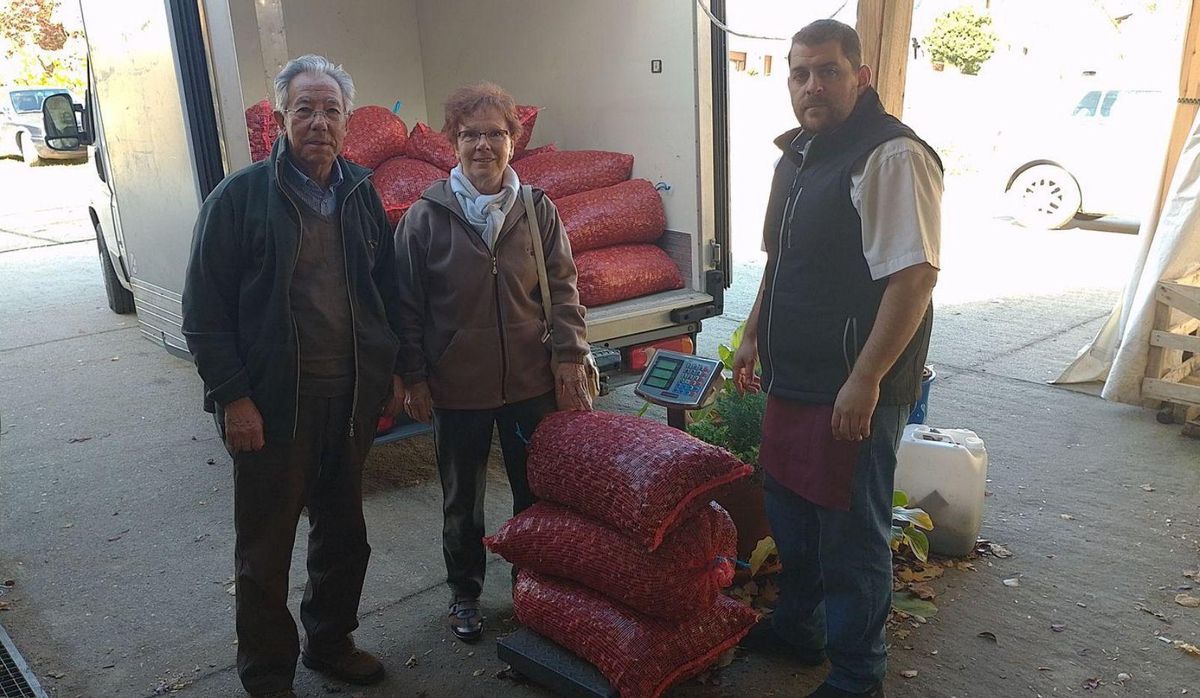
xmin=734 ymin=20 xmax=943 ymax=698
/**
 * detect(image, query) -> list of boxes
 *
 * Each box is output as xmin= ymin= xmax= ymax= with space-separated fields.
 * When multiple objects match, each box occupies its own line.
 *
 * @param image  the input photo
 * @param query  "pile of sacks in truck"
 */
xmin=246 ymin=100 xmax=683 ymax=307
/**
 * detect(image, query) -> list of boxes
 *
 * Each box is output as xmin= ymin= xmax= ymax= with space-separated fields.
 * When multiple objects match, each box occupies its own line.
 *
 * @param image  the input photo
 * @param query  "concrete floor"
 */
xmin=1 ymin=162 xmax=1199 ymax=697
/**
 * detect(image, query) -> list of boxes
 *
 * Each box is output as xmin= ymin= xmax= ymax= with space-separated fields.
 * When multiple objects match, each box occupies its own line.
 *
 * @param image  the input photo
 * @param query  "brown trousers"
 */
xmin=223 ymin=393 xmax=373 ymax=694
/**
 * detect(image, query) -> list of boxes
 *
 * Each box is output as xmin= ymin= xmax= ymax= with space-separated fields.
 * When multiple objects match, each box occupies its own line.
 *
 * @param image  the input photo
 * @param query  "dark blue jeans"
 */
xmin=763 ymin=404 xmax=909 ymax=693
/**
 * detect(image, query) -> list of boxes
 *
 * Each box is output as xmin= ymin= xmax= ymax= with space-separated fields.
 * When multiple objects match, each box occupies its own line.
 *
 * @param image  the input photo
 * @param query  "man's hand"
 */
xmin=555 ymin=362 xmax=594 ymax=412
xmin=404 ymin=381 xmax=433 ymax=423
xmin=224 ymin=397 xmax=265 ymax=453
xmin=384 ymin=374 xmax=406 ymax=418
xmin=731 ymin=338 xmax=761 ymax=396
xmin=831 ymin=374 xmax=880 ymax=441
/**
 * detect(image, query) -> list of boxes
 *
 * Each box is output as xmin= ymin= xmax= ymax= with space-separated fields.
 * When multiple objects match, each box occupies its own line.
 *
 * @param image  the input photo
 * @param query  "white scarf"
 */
xmin=449 ymin=165 xmax=521 ymax=250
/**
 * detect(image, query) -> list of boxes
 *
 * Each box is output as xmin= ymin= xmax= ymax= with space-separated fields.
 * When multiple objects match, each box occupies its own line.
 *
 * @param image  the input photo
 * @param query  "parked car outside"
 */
xmin=0 ymin=87 xmax=89 ymax=165
xmin=998 ymin=86 xmax=1173 ymax=229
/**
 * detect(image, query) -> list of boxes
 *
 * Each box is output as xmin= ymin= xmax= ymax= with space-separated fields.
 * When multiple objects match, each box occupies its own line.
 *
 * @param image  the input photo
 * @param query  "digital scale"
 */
xmin=633 ymin=349 xmax=724 ymax=410
xmin=497 ymin=349 xmax=726 ymax=696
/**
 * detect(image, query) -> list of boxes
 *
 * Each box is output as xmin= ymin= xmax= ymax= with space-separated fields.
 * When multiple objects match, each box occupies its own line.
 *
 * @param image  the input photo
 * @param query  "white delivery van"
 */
xmin=45 ymin=0 xmax=734 ymax=435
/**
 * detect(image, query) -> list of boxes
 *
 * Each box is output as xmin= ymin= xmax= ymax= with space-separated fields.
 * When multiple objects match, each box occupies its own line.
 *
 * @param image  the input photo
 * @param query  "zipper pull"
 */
xmin=492 ymin=256 xmax=498 ymax=275
xmin=348 ymin=418 xmax=355 ymax=437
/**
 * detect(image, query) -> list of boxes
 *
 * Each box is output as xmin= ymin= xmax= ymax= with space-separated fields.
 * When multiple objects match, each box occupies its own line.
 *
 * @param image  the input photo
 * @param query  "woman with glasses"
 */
xmin=393 ymin=82 xmax=594 ymax=643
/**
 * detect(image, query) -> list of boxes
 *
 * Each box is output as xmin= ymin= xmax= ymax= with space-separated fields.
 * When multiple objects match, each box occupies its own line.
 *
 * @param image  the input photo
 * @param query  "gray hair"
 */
xmin=273 ymin=54 xmax=355 ymax=112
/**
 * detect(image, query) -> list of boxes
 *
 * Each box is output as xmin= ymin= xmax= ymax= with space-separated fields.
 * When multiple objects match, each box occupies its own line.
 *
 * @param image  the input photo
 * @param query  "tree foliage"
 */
xmin=923 ymin=5 xmax=998 ymax=76
xmin=0 ymin=0 xmax=85 ymax=89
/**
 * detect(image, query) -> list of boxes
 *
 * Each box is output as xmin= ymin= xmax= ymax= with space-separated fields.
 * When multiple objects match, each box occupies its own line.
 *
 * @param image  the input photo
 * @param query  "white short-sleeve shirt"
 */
xmin=850 ymin=136 xmax=943 ymax=280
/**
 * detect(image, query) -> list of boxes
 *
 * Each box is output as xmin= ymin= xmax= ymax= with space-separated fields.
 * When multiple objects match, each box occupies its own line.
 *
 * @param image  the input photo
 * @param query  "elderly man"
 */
xmin=182 ymin=55 xmax=403 ymax=697
xmin=734 ymin=20 xmax=942 ymax=698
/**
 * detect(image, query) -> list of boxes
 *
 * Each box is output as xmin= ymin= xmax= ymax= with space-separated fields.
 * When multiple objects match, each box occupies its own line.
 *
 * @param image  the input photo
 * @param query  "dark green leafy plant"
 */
xmin=686 ymin=323 xmax=766 ymax=467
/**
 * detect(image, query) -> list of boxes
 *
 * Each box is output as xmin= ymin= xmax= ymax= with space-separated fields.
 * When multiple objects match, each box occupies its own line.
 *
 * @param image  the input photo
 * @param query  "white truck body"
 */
xmin=72 ymin=0 xmax=732 ymax=372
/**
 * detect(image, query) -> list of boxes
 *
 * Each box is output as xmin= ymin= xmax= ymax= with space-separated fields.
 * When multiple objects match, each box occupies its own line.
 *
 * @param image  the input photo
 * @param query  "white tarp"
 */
xmin=1056 ymin=106 xmax=1200 ymax=402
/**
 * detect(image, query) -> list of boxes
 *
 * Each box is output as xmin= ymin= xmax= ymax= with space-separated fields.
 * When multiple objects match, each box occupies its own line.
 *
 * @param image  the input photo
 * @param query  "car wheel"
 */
xmin=18 ymin=133 xmax=40 ymax=167
xmin=97 ymin=226 xmax=135 ymax=314
xmin=1008 ymin=164 xmax=1081 ymax=230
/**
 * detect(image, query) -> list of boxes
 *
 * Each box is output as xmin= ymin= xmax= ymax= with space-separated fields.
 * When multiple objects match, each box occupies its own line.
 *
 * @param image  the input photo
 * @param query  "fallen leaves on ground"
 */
xmin=725 ymin=577 xmax=779 ymax=612
xmin=900 ymin=669 xmax=918 ymax=678
xmin=1082 ymin=677 xmax=1102 ymax=690
xmin=748 ymin=537 xmax=778 ymax=577
xmin=1051 ymin=623 xmax=1066 ymax=632
xmin=1061 ymin=514 xmax=1076 ymax=521
xmin=152 ymin=675 xmax=193 ymax=694
xmin=975 ymin=540 xmax=1013 ymax=559
xmin=977 ymin=631 xmax=998 ymax=643
xmin=1140 ymin=484 xmax=1155 ymax=492
xmin=892 ymin=590 xmax=938 ymax=619
xmin=896 ymin=562 xmax=944 ymax=584
xmin=1135 ymin=602 xmax=1171 ymax=623
xmin=1175 ymin=640 xmax=1200 ymax=658
xmin=1002 ymin=577 xmax=1021 ymax=588
xmin=1176 ymin=593 xmax=1200 ymax=608
xmin=405 ymin=654 xmax=418 ymax=668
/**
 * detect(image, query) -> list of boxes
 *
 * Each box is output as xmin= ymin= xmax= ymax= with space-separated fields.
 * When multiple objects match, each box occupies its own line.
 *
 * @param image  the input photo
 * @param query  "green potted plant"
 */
xmin=685 ymin=323 xmax=770 ymax=563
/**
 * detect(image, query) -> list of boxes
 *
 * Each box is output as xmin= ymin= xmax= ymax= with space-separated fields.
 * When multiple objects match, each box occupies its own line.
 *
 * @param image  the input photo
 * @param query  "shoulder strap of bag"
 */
xmin=523 ymin=185 xmax=554 ymax=344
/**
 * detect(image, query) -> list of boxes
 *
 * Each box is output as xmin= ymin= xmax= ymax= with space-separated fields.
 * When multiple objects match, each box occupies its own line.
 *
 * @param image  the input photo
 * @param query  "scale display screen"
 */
xmin=633 ymin=350 xmax=723 ymax=410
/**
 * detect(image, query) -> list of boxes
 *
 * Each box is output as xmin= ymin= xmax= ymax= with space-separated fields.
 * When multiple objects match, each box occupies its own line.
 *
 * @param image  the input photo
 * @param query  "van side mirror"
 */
xmin=42 ymin=93 xmax=91 ymax=150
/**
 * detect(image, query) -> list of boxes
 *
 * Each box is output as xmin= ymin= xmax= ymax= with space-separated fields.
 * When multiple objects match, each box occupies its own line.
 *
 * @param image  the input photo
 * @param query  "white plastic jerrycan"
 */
xmin=894 ymin=425 xmax=988 ymax=557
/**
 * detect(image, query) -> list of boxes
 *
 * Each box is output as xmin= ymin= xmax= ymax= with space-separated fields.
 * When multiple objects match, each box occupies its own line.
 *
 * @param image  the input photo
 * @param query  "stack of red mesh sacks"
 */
xmin=485 ymin=412 xmax=758 ymax=698
xmin=513 ymin=145 xmax=684 ymax=307
xmin=245 ymin=100 xmax=684 ymax=306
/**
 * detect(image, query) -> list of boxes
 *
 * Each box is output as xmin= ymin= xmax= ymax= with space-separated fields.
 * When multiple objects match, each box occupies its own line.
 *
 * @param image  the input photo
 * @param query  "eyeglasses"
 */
xmin=456 ymin=129 xmax=510 ymax=144
xmin=285 ymin=106 xmax=345 ymax=124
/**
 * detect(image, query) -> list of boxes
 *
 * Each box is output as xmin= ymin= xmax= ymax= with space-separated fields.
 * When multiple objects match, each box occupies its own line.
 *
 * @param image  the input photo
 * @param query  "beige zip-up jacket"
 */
xmin=394 ymin=180 xmax=588 ymax=410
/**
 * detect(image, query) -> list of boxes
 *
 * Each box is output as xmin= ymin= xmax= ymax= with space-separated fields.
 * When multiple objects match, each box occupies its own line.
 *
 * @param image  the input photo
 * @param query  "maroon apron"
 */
xmin=758 ymin=396 xmax=862 ymax=511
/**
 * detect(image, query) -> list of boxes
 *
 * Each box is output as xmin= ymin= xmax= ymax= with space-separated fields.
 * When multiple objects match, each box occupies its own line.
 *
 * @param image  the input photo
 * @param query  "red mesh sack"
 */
xmin=406 ymin=122 xmax=458 ymax=170
xmin=486 ymin=501 xmax=735 ymax=620
xmin=511 ymin=150 xmax=633 ymax=200
xmin=527 ymin=412 xmax=751 ymax=551
xmin=340 ymin=106 xmax=408 ymax=169
xmin=557 ymin=179 xmax=665 ymax=253
xmin=513 ymin=142 xmax=557 ymax=162
xmin=513 ymin=104 xmax=540 ymax=155
xmin=374 ymin=156 xmax=446 ymax=228
xmin=245 ymin=99 xmax=279 ymax=162
xmin=514 ymin=571 xmax=757 ymax=698
xmin=574 ymin=244 xmax=684 ymax=307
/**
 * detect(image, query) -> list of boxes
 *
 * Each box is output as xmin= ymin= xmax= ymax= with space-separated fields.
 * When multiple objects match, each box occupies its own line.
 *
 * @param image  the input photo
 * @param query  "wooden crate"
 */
xmin=1143 ymin=269 xmax=1200 ymax=435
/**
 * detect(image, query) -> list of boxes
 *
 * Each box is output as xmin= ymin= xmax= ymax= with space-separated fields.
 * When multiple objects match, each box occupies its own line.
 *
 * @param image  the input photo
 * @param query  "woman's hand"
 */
xmin=384 ymin=374 xmax=406 ymax=418
xmin=404 ymin=381 xmax=433 ymax=423
xmin=555 ymin=362 xmax=594 ymax=412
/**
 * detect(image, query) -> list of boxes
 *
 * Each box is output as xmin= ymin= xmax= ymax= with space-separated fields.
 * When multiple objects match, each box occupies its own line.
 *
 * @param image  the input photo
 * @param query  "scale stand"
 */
xmin=496 ymin=628 xmax=617 ymax=698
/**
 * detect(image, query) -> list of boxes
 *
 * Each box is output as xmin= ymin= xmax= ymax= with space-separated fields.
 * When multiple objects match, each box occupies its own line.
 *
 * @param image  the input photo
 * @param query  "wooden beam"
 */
xmin=1143 ymin=378 xmax=1200 ymax=407
xmin=1151 ymin=1 xmax=1200 ymax=216
xmin=1150 ymin=330 xmax=1200 ymax=355
xmin=857 ymin=0 xmax=915 ymax=117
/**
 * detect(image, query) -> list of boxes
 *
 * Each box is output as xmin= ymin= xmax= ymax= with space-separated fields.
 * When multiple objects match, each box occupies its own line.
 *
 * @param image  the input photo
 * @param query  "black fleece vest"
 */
xmin=758 ymin=88 xmax=942 ymax=405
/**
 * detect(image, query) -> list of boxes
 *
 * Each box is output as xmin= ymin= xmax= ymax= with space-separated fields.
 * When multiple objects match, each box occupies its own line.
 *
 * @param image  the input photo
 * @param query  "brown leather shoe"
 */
xmin=301 ymin=644 xmax=385 ymax=686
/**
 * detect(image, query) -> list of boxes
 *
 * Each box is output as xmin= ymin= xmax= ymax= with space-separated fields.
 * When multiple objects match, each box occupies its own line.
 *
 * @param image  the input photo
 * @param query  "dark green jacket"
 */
xmin=182 ymin=137 xmax=401 ymax=440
